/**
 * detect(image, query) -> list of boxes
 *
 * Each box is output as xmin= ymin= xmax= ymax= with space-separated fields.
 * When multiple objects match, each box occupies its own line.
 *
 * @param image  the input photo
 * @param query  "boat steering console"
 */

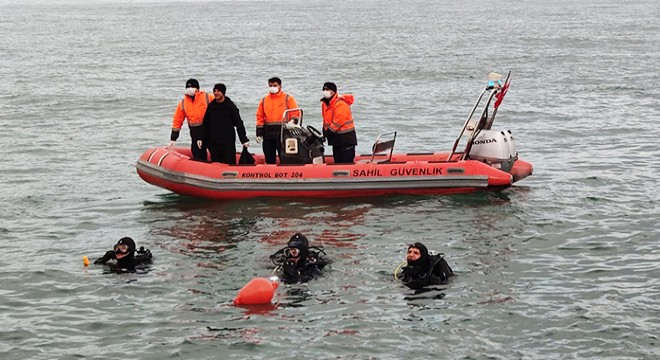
xmin=279 ymin=109 xmax=326 ymax=164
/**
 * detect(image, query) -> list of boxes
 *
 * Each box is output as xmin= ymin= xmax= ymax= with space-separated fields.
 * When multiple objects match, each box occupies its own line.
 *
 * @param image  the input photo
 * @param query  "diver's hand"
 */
xmin=242 ymin=142 xmax=249 ymax=148
xmin=401 ymin=266 xmax=422 ymax=280
xmin=94 ymin=250 xmax=116 ymax=265
xmin=166 ymin=140 xmax=176 ymax=149
xmin=256 ymin=136 xmax=263 ymax=144
xmin=196 ymin=140 xmax=203 ymax=149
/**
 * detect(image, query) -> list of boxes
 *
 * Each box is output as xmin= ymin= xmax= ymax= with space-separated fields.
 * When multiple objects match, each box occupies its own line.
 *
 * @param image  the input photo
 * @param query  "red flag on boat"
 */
xmin=494 ymin=79 xmax=510 ymax=109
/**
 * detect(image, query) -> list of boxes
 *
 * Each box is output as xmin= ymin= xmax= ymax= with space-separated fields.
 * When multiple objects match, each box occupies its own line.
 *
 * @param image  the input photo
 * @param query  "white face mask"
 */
xmin=269 ymin=86 xmax=280 ymax=94
xmin=323 ymin=90 xmax=333 ymax=99
xmin=184 ymin=87 xmax=197 ymax=96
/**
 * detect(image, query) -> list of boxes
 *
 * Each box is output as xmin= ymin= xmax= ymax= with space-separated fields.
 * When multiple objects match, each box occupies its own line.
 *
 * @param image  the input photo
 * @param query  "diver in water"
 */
xmin=270 ymin=233 xmax=328 ymax=284
xmin=395 ymin=242 xmax=453 ymax=290
xmin=94 ymin=237 xmax=152 ymax=272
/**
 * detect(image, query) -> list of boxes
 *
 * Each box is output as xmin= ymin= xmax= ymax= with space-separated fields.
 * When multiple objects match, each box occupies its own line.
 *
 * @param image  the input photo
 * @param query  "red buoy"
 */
xmin=233 ymin=277 xmax=279 ymax=306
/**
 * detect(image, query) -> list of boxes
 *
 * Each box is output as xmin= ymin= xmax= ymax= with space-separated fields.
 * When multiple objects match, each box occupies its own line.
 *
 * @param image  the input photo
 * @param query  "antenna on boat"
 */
xmin=447 ymin=72 xmax=512 ymax=161
xmin=447 ymin=73 xmax=495 ymax=161
xmin=484 ymin=71 xmax=511 ymax=130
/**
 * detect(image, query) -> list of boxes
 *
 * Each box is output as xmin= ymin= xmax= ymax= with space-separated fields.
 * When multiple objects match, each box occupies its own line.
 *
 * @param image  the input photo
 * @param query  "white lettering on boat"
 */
xmin=351 ymin=167 xmax=444 ymax=177
xmin=352 ymin=169 xmax=384 ymax=177
xmin=389 ymin=167 xmax=443 ymax=176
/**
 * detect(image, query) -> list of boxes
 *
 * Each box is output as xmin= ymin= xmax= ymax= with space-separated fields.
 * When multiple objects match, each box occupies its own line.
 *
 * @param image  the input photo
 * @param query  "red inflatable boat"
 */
xmin=136 ymin=72 xmax=532 ymax=200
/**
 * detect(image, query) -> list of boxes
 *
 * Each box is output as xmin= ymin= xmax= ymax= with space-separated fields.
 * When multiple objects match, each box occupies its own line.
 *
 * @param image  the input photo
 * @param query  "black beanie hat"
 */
xmin=323 ymin=82 xmax=337 ymax=92
xmin=213 ymin=83 xmax=227 ymax=95
xmin=185 ymin=78 xmax=200 ymax=89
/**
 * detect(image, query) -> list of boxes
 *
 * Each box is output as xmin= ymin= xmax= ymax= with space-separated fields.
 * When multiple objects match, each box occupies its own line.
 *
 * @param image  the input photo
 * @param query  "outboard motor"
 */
xmin=504 ymin=129 xmax=518 ymax=158
xmin=468 ymin=129 xmax=517 ymax=172
xmin=280 ymin=125 xmax=325 ymax=164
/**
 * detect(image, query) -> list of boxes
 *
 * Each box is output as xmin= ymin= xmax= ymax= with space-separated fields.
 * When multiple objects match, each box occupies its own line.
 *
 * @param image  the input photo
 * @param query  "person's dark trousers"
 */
xmin=190 ymin=138 xmax=208 ymax=161
xmin=209 ymin=143 xmax=237 ymax=164
xmin=262 ymin=137 xmax=282 ymax=164
xmin=332 ymin=145 xmax=355 ymax=164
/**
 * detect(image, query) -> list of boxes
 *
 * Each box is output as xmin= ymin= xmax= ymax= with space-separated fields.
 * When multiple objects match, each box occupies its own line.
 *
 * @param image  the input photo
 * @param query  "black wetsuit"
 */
xmin=280 ymin=254 xmax=327 ymax=284
xmin=270 ymin=241 xmax=327 ymax=284
xmin=400 ymin=243 xmax=453 ymax=289
xmin=94 ymin=248 xmax=153 ymax=271
xmin=94 ymin=237 xmax=152 ymax=272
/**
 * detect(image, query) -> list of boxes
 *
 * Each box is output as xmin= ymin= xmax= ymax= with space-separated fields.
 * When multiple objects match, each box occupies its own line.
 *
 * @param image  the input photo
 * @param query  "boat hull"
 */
xmin=136 ymin=147 xmax=532 ymax=200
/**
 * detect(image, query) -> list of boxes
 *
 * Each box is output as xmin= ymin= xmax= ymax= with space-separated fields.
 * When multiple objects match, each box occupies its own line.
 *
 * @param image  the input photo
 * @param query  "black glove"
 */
xmin=401 ymin=266 xmax=426 ymax=281
xmin=170 ymin=130 xmax=180 ymax=141
xmin=94 ymin=250 xmax=116 ymax=265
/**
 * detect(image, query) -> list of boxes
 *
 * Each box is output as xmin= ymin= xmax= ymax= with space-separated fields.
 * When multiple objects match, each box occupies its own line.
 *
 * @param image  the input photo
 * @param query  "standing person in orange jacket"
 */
xmin=167 ymin=78 xmax=214 ymax=161
xmin=255 ymin=77 xmax=300 ymax=164
xmin=321 ymin=82 xmax=357 ymax=164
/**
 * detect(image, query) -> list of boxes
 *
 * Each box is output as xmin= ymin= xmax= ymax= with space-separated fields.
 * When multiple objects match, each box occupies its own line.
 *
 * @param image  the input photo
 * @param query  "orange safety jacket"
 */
xmin=172 ymin=91 xmax=214 ymax=132
xmin=256 ymin=91 xmax=300 ymax=138
xmin=322 ymin=94 xmax=357 ymax=147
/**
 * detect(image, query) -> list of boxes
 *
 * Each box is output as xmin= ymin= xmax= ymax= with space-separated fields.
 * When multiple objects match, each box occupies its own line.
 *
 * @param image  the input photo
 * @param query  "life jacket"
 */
xmin=321 ymin=94 xmax=357 ymax=146
xmin=256 ymin=91 xmax=299 ymax=138
xmin=171 ymin=91 xmax=213 ymax=131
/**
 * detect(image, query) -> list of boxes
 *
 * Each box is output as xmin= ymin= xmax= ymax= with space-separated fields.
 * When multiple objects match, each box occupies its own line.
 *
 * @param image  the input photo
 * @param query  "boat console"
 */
xmin=279 ymin=108 xmax=325 ymax=165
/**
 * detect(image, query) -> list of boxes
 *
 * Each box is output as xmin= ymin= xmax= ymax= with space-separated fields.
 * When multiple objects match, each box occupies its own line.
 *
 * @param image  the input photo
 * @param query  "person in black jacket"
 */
xmin=94 ymin=237 xmax=152 ymax=272
xmin=202 ymin=83 xmax=250 ymax=164
xmin=270 ymin=233 xmax=328 ymax=284
xmin=396 ymin=242 xmax=453 ymax=289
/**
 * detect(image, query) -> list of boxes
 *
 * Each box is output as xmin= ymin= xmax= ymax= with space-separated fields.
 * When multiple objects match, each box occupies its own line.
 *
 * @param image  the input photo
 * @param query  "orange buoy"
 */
xmin=233 ymin=277 xmax=279 ymax=306
xmin=82 ymin=256 xmax=90 ymax=267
